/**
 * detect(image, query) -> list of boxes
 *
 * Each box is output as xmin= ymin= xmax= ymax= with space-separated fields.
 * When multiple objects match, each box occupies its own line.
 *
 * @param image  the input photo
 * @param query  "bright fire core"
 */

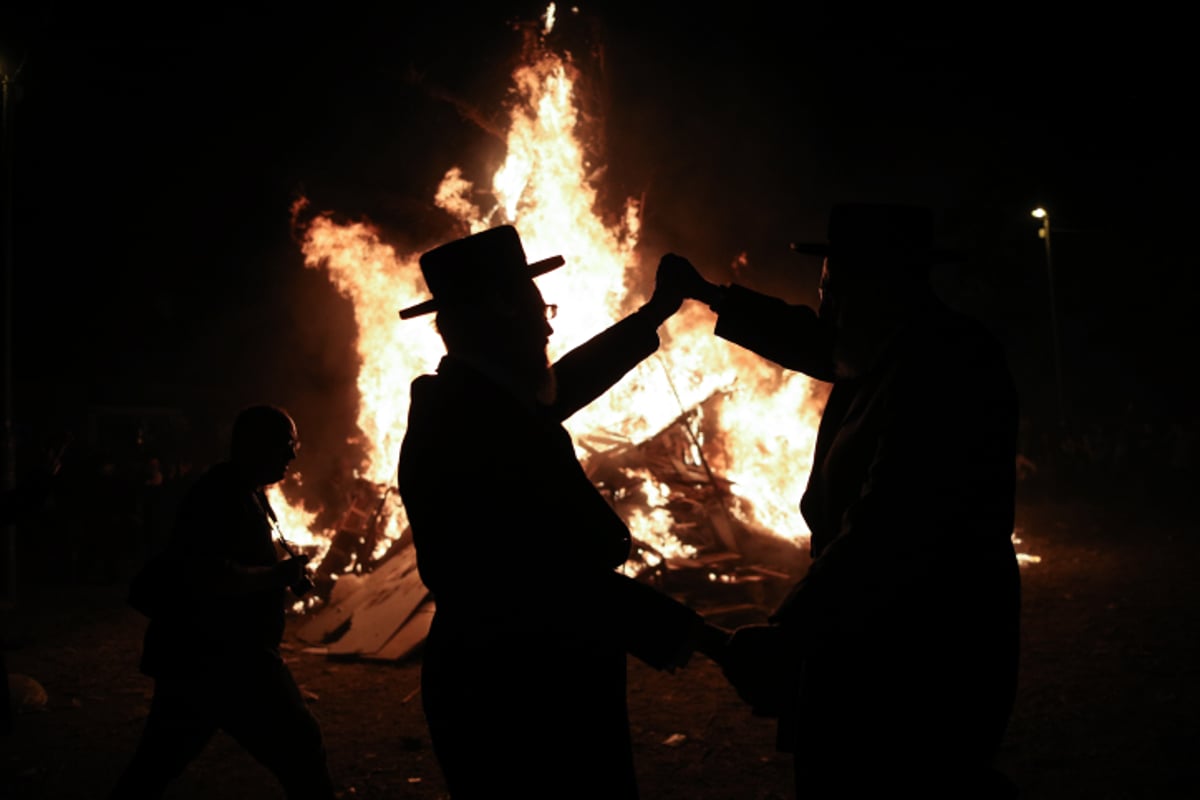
xmin=271 ymin=20 xmax=824 ymax=579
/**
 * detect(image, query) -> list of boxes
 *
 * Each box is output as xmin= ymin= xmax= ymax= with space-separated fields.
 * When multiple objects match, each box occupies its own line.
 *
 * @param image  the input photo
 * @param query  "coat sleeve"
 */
xmin=714 ymin=284 xmax=836 ymax=381
xmin=599 ymin=569 xmax=707 ymax=670
xmin=771 ymin=328 xmax=1019 ymax=643
xmin=548 ymin=307 xmax=663 ymax=421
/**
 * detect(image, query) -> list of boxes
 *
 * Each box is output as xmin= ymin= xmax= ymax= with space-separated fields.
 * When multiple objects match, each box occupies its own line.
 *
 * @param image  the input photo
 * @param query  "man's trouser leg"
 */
xmin=108 ymin=677 xmax=217 ymax=799
xmin=220 ymin=655 xmax=337 ymax=800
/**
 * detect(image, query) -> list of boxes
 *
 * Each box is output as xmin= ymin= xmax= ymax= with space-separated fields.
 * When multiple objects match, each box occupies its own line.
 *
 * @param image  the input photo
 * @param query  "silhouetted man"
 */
xmin=662 ymin=203 xmax=1021 ymax=798
xmin=110 ymin=405 xmax=335 ymax=799
xmin=396 ymin=224 xmax=729 ymax=799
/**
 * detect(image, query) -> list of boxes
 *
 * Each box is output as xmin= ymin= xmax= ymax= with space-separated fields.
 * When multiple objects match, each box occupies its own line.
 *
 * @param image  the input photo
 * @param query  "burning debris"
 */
xmin=293 ymin=392 xmax=811 ymax=661
xmin=272 ymin=8 xmax=823 ymax=659
xmin=309 ymin=478 xmax=398 ymax=598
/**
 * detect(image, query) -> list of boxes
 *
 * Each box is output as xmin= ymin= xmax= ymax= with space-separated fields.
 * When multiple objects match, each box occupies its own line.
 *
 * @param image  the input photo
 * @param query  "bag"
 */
xmin=127 ymin=552 xmax=181 ymax=618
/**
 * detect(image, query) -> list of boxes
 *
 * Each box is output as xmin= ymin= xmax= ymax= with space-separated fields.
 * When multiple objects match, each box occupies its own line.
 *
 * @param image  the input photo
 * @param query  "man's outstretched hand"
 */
xmin=660 ymin=253 xmax=707 ymax=299
xmin=641 ymin=253 xmax=722 ymax=325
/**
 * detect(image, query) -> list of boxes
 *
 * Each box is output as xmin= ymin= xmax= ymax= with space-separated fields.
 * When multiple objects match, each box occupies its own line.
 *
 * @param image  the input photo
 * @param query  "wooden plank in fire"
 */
xmin=660 ymin=453 xmax=708 ymax=484
xmin=741 ymin=564 xmax=795 ymax=581
xmin=637 ymin=416 xmax=743 ymax=553
xmin=295 ymin=542 xmax=422 ymax=645
xmin=578 ymin=430 xmax=635 ymax=452
xmin=361 ymin=600 xmax=435 ymax=662
xmin=640 ymin=452 xmax=679 ymax=478
xmin=336 ymin=484 xmax=378 ymax=533
xmin=323 ymin=543 xmax=430 ymax=657
xmin=673 ymin=550 xmax=743 ymax=569
xmin=708 ymin=504 xmax=740 ymax=553
xmin=652 ymin=551 xmax=741 ymax=603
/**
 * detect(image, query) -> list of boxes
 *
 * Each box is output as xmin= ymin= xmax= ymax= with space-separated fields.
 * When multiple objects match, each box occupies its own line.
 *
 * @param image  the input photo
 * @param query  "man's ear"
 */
xmin=486 ymin=295 xmax=517 ymax=318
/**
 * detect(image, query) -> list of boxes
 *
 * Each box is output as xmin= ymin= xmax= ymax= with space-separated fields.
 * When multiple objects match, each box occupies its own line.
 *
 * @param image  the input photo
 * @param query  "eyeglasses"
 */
xmin=543 ymin=303 xmax=558 ymax=321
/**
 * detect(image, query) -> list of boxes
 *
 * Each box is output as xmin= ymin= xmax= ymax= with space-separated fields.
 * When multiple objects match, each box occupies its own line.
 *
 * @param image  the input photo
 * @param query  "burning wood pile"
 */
xmin=275 ymin=12 xmax=824 ymax=660
xmin=292 ymin=391 xmax=810 ymax=662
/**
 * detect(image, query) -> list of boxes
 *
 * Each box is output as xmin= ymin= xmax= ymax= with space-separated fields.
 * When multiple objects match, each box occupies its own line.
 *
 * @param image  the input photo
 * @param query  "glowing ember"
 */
xmin=1012 ymin=532 xmax=1042 ymax=565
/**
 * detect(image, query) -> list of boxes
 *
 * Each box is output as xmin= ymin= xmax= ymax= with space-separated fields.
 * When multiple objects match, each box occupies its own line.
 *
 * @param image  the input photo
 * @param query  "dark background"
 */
xmin=3 ymin=2 xmax=1198 ymax=475
xmin=2 ymin=6 xmax=1198 ymax=798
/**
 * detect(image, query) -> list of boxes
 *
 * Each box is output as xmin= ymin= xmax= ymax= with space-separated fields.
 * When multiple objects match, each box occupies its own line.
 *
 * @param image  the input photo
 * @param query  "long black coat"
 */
xmin=139 ymin=463 xmax=287 ymax=678
xmin=714 ymin=284 xmax=1021 ymax=793
xmin=397 ymin=310 xmax=704 ymax=800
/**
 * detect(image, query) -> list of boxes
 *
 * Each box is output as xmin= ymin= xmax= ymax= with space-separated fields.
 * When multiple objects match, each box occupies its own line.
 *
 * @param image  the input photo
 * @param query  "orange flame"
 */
xmin=281 ymin=19 xmax=831 ymax=587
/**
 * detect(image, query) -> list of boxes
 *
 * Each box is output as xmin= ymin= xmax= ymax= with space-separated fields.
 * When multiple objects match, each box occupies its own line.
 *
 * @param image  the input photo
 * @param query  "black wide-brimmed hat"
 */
xmin=398 ymin=224 xmax=565 ymax=319
xmin=790 ymin=203 xmax=964 ymax=271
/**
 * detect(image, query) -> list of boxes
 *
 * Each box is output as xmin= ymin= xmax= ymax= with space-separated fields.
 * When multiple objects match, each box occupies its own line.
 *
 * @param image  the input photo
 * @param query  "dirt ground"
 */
xmin=2 ymin=489 xmax=1198 ymax=799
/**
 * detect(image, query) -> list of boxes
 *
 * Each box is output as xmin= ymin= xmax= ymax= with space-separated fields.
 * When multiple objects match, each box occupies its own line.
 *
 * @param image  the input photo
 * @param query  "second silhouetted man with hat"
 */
xmin=660 ymin=202 xmax=1022 ymax=798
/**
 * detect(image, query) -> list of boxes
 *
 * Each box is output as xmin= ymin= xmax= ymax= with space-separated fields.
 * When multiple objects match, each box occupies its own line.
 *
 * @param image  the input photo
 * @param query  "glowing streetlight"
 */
xmin=1032 ymin=207 xmax=1066 ymax=428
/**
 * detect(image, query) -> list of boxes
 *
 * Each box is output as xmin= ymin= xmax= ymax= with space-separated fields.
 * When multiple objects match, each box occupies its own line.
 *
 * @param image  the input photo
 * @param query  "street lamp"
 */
xmin=1032 ymin=207 xmax=1066 ymax=428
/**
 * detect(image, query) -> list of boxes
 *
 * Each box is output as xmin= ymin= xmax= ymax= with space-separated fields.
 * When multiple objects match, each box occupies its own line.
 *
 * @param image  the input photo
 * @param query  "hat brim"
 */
xmin=398 ymin=255 xmax=566 ymax=319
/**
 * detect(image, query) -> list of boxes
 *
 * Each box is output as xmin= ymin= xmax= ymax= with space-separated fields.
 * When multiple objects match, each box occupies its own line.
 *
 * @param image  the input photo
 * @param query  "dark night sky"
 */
xmin=3 ymin=2 xmax=1198 ymax=467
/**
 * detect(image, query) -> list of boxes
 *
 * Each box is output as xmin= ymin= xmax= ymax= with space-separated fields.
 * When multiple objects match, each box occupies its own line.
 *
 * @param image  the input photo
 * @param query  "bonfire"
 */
xmin=266 ymin=5 xmax=830 ymax=659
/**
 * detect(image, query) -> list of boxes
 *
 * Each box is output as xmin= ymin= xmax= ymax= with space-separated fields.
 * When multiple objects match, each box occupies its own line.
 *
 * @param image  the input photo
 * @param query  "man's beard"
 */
xmin=832 ymin=336 xmax=867 ymax=379
xmin=534 ymin=363 xmax=557 ymax=406
xmin=824 ymin=299 xmax=892 ymax=380
xmin=510 ymin=344 xmax=556 ymax=406
xmin=832 ymin=320 xmax=898 ymax=379
xmin=817 ymin=307 xmax=864 ymax=379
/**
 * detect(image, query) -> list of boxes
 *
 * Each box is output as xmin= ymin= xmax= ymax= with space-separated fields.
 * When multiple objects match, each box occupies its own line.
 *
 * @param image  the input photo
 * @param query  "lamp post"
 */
xmin=1032 ymin=207 xmax=1067 ymax=429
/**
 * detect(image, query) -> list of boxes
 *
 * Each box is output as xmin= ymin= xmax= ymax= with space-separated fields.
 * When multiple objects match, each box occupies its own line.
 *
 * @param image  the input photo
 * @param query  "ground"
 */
xmin=2 ymin=491 xmax=1198 ymax=799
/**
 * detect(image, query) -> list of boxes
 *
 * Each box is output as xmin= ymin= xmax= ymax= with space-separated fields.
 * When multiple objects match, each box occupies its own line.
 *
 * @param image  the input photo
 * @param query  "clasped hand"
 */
xmin=642 ymin=253 xmax=717 ymax=323
xmin=718 ymin=623 xmax=796 ymax=718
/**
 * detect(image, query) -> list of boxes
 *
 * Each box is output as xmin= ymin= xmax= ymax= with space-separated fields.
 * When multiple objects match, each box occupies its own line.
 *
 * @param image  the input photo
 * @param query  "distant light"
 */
xmin=1031 ymin=207 xmax=1047 ymax=219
